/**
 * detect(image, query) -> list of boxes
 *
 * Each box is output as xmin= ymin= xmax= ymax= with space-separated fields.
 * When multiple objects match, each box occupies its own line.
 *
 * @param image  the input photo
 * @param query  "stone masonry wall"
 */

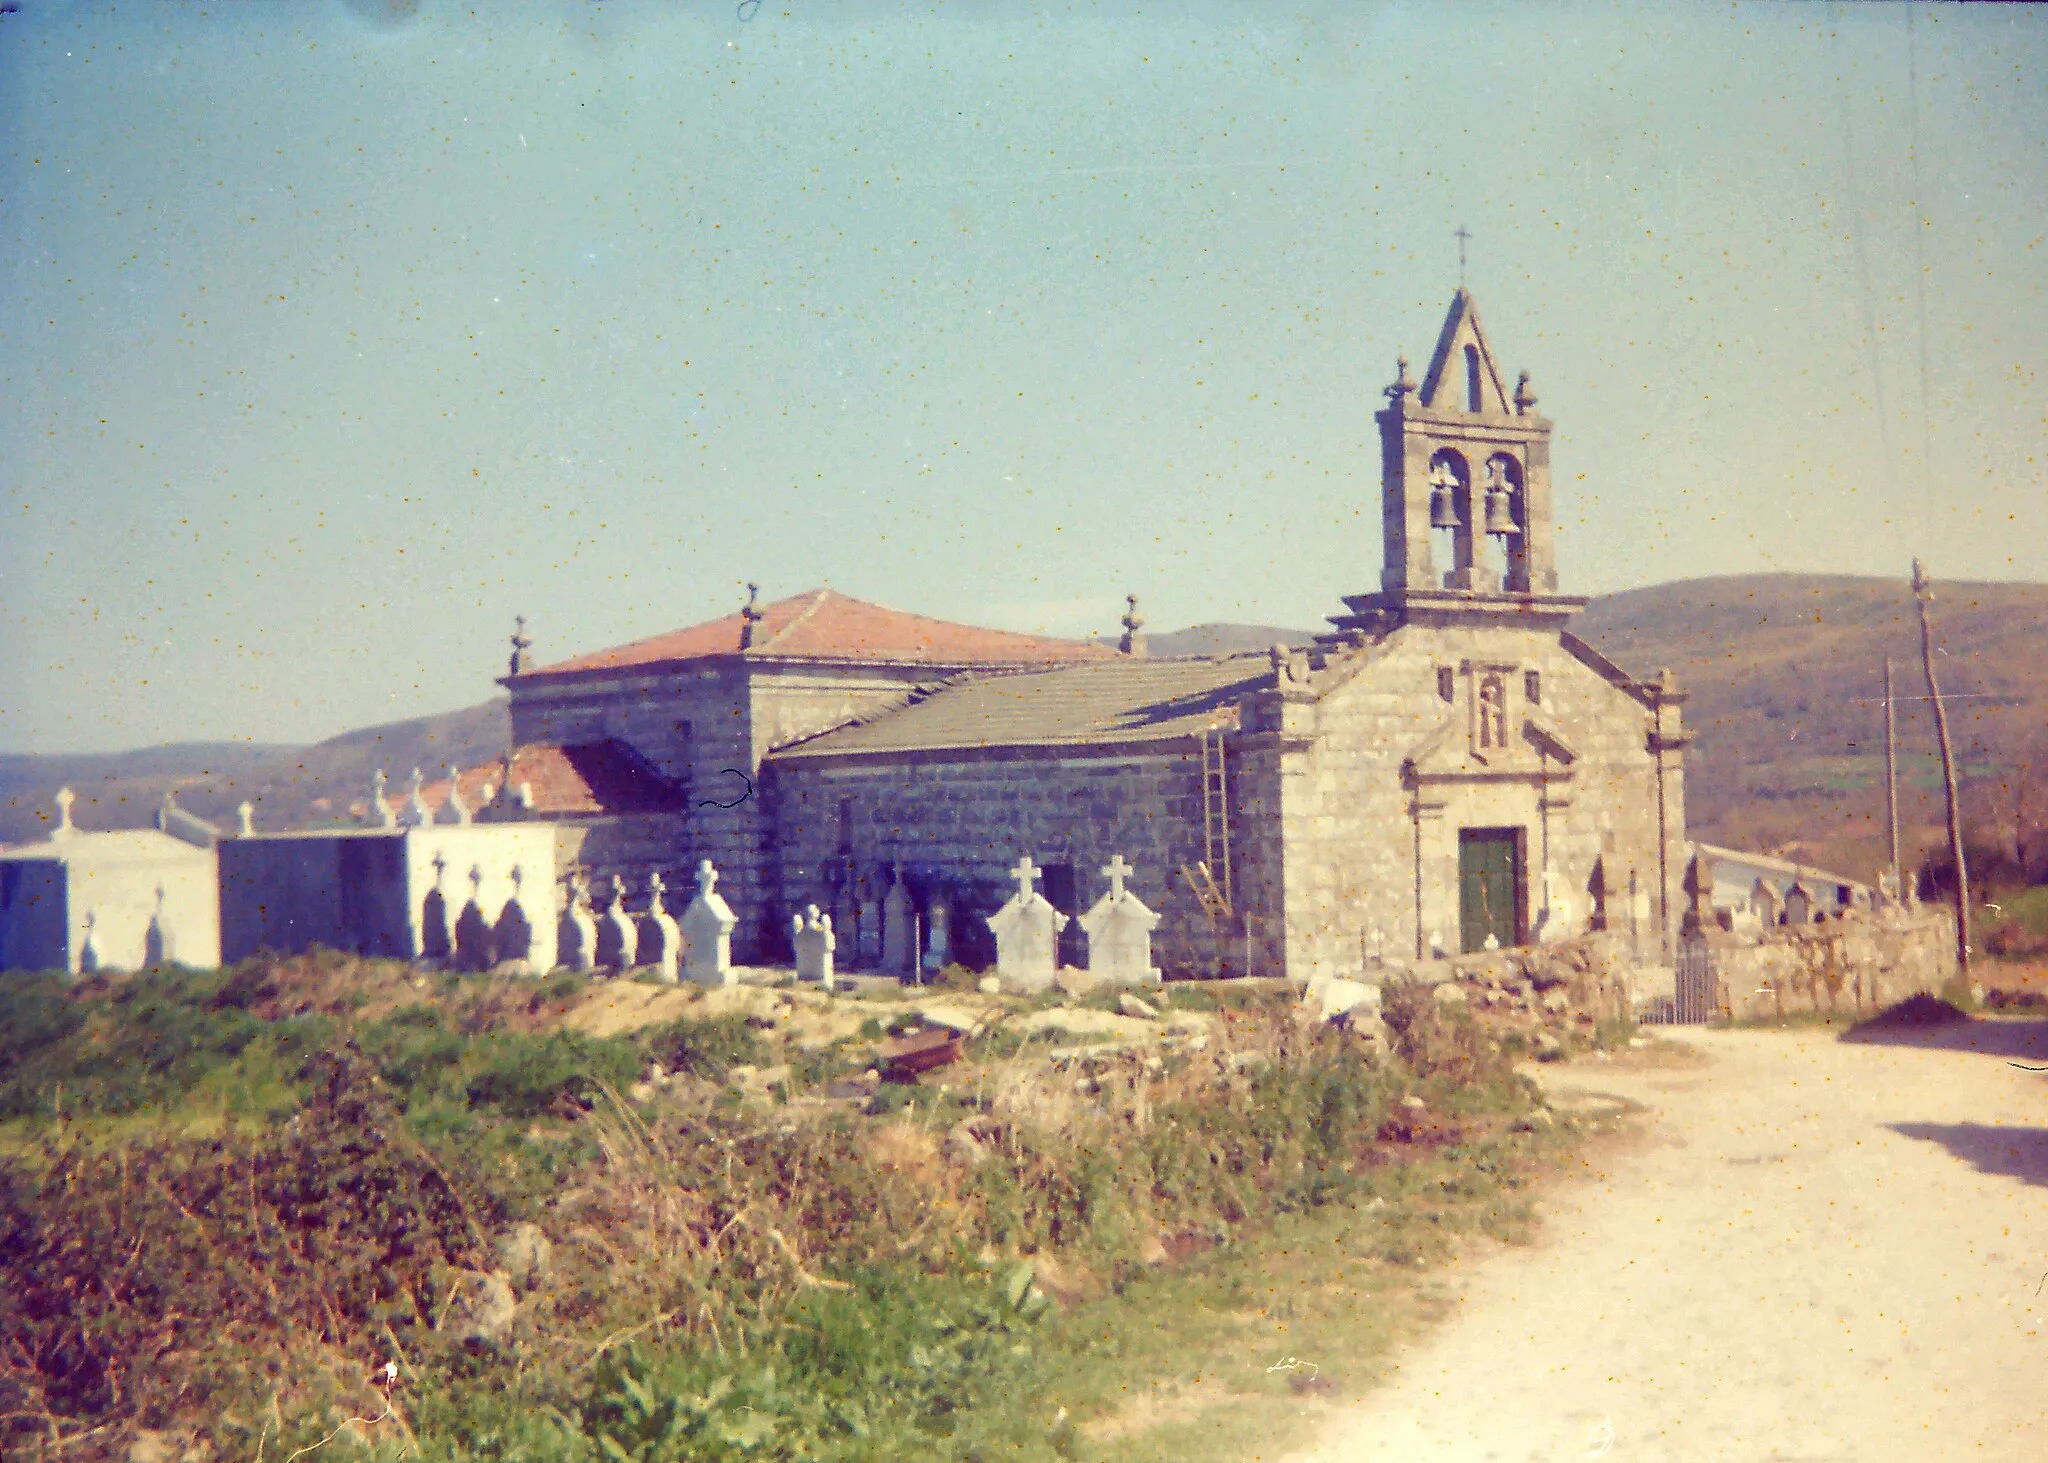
xmin=1246 ymin=621 xmax=1679 ymax=987
xmin=765 ymin=745 xmax=1245 ymax=976
xmin=507 ymin=662 xmax=932 ymax=958
xmin=1705 ymin=909 xmax=1959 ymax=1022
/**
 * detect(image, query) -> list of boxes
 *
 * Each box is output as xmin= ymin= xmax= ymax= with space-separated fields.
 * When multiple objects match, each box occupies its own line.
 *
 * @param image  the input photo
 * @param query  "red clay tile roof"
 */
xmin=514 ymin=588 xmax=1116 ymax=680
xmin=385 ymin=742 xmax=686 ymax=818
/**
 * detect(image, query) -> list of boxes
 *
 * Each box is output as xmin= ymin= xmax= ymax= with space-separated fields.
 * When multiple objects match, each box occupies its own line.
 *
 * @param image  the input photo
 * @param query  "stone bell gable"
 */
xmin=1226 ymin=287 xmax=1687 ymax=985
xmin=1371 ymin=287 xmax=1563 ymax=606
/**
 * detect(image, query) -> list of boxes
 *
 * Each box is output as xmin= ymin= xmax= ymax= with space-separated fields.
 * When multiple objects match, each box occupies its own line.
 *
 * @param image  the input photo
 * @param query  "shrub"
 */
xmin=0 ymin=1050 xmax=500 ymax=1436
xmin=462 ymin=1029 xmax=641 ymax=1117
xmin=639 ymin=1013 xmax=771 ymax=1081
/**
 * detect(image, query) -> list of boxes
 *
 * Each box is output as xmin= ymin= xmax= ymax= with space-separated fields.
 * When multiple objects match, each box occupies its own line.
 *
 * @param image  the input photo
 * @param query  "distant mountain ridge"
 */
xmin=7 ymin=575 xmax=2044 ymax=883
xmin=0 ymin=703 xmax=511 ymax=844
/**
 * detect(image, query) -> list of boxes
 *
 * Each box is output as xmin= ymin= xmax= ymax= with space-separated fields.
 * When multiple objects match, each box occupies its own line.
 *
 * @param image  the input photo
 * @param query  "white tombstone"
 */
xmin=637 ymin=871 xmax=682 ymax=983
xmin=882 ymin=872 xmax=915 ymax=977
xmin=368 ymin=771 xmax=397 ymax=829
xmin=596 ymin=875 xmax=638 ymax=972
xmin=558 ymin=873 xmax=599 ymax=973
xmin=680 ymin=859 xmax=739 ymax=987
xmin=923 ymin=895 xmax=951 ymax=972
xmin=439 ymin=768 xmax=473 ymax=826
xmin=987 ymin=856 xmax=1069 ymax=994
xmin=397 ymin=768 xmax=433 ymax=829
xmin=792 ymin=904 xmax=837 ymax=989
xmin=1077 ymin=855 xmax=1161 ymax=986
xmin=236 ymin=801 xmax=255 ymax=838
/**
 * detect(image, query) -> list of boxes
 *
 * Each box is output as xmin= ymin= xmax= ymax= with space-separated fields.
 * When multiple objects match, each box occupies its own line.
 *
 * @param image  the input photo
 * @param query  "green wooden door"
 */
xmin=1459 ymin=829 xmax=1521 ymax=953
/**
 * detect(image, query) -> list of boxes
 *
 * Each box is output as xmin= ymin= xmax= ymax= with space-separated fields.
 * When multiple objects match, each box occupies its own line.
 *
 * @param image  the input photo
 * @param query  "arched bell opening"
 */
xmin=1482 ymin=453 xmax=1525 ymax=590
xmin=1427 ymin=448 xmax=1472 ymax=588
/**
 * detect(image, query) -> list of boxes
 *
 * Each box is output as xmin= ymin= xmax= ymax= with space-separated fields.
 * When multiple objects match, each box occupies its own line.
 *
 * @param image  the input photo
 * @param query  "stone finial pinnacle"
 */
xmin=1119 ymin=593 xmax=1148 ymax=657
xmin=1385 ymin=354 xmax=1417 ymax=403
xmin=509 ymin=614 xmax=533 ymax=676
xmin=52 ymin=786 xmax=76 ymax=839
xmin=739 ymin=582 xmax=765 ymax=649
xmin=1514 ymin=369 xmax=1536 ymax=415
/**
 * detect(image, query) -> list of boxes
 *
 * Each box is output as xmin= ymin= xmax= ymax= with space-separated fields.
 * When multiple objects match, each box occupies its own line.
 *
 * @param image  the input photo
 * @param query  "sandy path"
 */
xmin=1291 ymin=1022 xmax=2048 ymax=1462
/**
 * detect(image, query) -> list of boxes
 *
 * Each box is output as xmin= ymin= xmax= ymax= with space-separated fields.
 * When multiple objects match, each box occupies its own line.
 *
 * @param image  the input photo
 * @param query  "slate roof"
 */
xmin=771 ymin=655 xmax=1270 ymax=761
xmin=515 ymin=588 xmax=1116 ymax=680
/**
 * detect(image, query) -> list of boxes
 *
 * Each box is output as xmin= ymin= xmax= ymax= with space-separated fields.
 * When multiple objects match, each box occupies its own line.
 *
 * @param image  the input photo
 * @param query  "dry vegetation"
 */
xmin=0 ymin=954 xmax=1582 ymax=1462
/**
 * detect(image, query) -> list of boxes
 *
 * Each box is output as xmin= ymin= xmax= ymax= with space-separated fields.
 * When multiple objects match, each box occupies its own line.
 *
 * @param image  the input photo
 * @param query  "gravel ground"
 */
xmin=1290 ymin=1019 xmax=2048 ymax=1462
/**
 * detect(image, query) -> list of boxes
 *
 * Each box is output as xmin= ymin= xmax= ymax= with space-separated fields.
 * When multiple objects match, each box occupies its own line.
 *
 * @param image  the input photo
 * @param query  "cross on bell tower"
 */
xmin=1357 ymin=289 xmax=1572 ymax=619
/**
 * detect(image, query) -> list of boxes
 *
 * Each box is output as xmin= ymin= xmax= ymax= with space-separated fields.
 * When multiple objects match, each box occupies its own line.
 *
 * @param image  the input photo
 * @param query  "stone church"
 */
xmin=494 ymin=290 xmax=1689 ymax=983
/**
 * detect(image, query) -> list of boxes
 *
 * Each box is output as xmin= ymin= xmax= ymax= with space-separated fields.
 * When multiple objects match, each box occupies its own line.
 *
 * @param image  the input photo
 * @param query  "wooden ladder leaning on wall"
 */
xmin=1180 ymin=720 xmax=1234 ymax=922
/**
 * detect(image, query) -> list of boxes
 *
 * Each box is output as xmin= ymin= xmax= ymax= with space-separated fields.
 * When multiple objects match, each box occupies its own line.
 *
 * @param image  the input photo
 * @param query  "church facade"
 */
xmin=499 ymin=291 xmax=1689 ymax=982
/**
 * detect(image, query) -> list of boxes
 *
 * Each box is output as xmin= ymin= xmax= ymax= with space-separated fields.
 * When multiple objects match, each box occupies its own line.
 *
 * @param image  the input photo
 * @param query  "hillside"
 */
xmin=0 ymin=701 xmax=510 ymax=844
xmin=1575 ymin=574 xmax=2048 ymax=882
xmin=6 ymin=576 xmax=2043 ymax=884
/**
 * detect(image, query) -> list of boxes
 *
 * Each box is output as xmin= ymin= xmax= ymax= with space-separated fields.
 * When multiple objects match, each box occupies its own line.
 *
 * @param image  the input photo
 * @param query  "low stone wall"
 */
xmin=1359 ymin=931 xmax=1642 ymax=1048
xmin=1702 ymin=909 xmax=1958 ymax=1022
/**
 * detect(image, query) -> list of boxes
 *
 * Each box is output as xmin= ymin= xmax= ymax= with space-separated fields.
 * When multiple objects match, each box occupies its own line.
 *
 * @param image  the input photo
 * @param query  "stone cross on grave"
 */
xmin=637 ymin=869 xmax=681 ymax=983
xmin=680 ymin=859 xmax=738 ymax=987
xmin=1009 ymin=855 xmax=1041 ymax=902
xmin=1079 ymin=853 xmax=1161 ymax=987
xmin=430 ymin=852 xmax=447 ymax=888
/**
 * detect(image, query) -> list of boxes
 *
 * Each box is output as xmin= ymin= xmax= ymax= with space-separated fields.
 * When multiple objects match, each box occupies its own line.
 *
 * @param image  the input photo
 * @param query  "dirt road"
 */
xmin=1292 ymin=1019 xmax=2048 ymax=1462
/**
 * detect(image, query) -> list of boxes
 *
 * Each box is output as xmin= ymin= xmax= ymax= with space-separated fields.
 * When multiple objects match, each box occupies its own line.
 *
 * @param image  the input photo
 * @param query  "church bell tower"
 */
xmin=1361 ymin=289 xmax=1576 ymax=618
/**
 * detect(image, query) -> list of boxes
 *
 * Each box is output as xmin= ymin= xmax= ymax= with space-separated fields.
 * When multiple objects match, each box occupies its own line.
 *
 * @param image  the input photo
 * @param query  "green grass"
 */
xmin=0 ymin=960 xmax=1584 ymax=1462
xmin=1994 ymin=885 xmax=2048 ymax=938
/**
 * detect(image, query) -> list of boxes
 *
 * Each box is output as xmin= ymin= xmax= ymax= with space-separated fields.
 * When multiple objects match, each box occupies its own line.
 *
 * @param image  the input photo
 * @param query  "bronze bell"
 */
xmin=1428 ymin=466 xmax=1461 ymax=529
xmin=1483 ymin=484 xmax=1518 ymax=536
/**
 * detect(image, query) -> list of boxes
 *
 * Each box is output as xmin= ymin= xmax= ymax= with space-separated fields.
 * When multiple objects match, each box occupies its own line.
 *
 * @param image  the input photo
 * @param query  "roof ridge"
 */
xmin=754 ymin=587 xmax=834 ymax=654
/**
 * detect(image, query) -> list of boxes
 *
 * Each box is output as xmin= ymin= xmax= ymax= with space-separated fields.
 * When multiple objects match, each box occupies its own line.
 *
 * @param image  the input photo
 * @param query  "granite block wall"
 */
xmin=766 ymin=745 xmax=1246 ymax=976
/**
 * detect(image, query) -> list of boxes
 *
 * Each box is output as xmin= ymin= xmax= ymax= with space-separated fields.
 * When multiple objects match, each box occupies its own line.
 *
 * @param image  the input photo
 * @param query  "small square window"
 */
xmin=1525 ymin=670 xmax=1542 ymax=705
xmin=1437 ymin=666 xmax=1456 ymax=703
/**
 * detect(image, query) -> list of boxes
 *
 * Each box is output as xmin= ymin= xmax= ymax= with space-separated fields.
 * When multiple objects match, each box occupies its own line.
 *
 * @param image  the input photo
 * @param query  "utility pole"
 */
xmin=1911 ymin=560 xmax=1970 ymax=980
xmin=1883 ymin=658 xmax=1901 ymax=894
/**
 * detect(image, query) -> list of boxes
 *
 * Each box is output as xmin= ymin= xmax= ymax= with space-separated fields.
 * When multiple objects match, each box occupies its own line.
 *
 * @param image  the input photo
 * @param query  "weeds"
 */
xmin=0 ymin=955 xmax=1558 ymax=1461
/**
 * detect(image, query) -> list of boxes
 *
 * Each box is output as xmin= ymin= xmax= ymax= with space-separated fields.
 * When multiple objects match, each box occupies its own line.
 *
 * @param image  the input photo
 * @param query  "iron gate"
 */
xmin=1669 ymin=932 xmax=1720 ymax=1023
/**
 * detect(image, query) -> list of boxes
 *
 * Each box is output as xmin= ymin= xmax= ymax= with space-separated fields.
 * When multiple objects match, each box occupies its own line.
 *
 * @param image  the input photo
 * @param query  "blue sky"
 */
xmin=2 ymin=0 xmax=2043 ymax=754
